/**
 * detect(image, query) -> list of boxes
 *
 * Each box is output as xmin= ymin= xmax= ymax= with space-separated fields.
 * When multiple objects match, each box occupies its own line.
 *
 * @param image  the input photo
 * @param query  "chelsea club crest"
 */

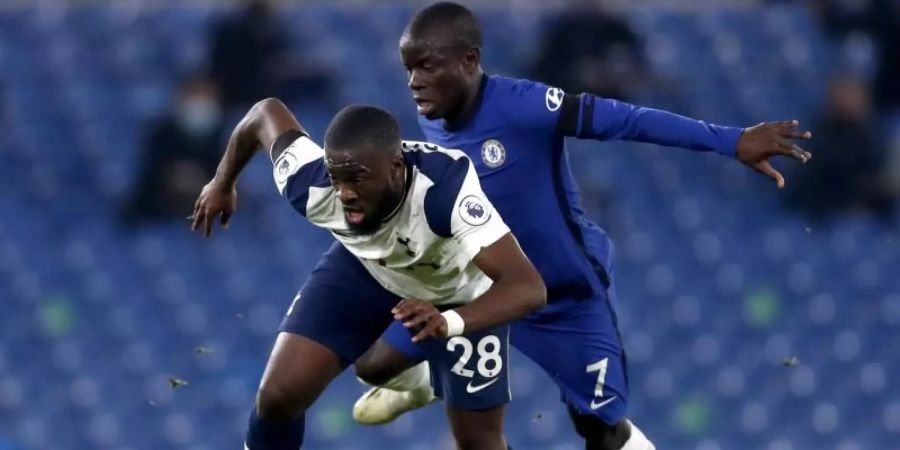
xmin=481 ymin=139 xmax=506 ymax=168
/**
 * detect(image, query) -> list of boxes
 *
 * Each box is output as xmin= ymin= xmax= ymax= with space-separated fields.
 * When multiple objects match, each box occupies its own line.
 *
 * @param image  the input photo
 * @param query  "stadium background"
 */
xmin=1 ymin=0 xmax=898 ymax=449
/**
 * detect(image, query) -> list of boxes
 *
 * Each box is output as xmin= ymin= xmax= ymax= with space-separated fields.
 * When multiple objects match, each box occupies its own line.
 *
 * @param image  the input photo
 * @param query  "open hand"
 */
xmin=393 ymin=299 xmax=447 ymax=343
xmin=190 ymin=179 xmax=236 ymax=238
xmin=736 ymin=120 xmax=812 ymax=188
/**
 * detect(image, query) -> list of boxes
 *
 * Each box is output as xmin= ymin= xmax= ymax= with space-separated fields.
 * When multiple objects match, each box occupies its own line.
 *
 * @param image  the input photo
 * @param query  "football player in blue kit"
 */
xmin=191 ymin=99 xmax=547 ymax=449
xmin=350 ymin=3 xmax=813 ymax=449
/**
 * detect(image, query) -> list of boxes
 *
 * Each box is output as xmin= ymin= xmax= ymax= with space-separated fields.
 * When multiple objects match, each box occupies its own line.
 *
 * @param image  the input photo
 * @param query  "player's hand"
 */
xmin=736 ymin=120 xmax=812 ymax=189
xmin=393 ymin=299 xmax=447 ymax=343
xmin=190 ymin=178 xmax=236 ymax=238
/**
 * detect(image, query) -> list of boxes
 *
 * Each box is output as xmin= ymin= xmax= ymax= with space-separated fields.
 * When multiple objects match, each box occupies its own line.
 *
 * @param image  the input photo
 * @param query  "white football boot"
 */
xmin=352 ymin=362 xmax=438 ymax=424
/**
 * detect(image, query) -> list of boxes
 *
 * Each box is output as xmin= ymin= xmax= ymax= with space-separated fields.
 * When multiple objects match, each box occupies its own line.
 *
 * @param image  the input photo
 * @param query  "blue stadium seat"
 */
xmin=0 ymin=4 xmax=896 ymax=449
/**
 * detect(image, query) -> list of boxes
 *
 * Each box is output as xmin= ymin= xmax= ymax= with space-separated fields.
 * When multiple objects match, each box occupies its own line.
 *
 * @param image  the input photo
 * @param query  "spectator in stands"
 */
xmin=528 ymin=0 xmax=644 ymax=101
xmin=122 ymin=75 xmax=225 ymax=222
xmin=813 ymin=0 xmax=899 ymax=111
xmin=787 ymin=75 xmax=894 ymax=221
xmin=208 ymin=0 xmax=336 ymax=109
xmin=813 ymin=0 xmax=883 ymax=38
xmin=872 ymin=3 xmax=899 ymax=111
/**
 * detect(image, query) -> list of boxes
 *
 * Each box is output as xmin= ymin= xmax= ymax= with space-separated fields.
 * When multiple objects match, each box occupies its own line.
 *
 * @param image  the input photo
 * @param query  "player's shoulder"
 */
xmin=490 ymin=75 xmax=563 ymax=105
xmin=402 ymin=141 xmax=474 ymax=237
xmin=402 ymin=140 xmax=471 ymax=183
xmin=401 ymin=139 xmax=466 ymax=157
xmin=489 ymin=75 xmax=545 ymax=93
xmin=486 ymin=75 xmax=567 ymax=125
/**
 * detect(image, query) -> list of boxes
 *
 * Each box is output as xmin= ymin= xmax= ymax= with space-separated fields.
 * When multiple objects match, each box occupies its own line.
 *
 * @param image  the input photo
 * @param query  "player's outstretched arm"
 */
xmin=191 ymin=98 xmax=307 ymax=237
xmin=733 ymin=120 xmax=812 ymax=188
xmin=558 ymin=93 xmax=812 ymax=187
xmin=394 ymin=233 xmax=546 ymax=342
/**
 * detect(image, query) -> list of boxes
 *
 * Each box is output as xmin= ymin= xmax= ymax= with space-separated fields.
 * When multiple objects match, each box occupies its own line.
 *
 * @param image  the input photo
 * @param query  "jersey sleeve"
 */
xmin=503 ymin=78 xmax=568 ymax=134
xmin=558 ymin=93 xmax=744 ymax=157
xmin=503 ymin=77 xmax=742 ymax=157
xmin=271 ymin=131 xmax=330 ymax=216
xmin=423 ymin=155 xmax=510 ymax=261
xmin=450 ymin=162 xmax=510 ymax=260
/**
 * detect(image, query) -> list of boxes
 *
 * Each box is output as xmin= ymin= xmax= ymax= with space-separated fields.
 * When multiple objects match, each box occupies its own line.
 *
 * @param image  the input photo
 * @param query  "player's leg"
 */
xmin=355 ymin=319 xmax=427 ymax=386
xmin=247 ymin=332 xmax=342 ymax=450
xmin=565 ymin=414 xmax=652 ymax=450
xmin=419 ymin=320 xmax=513 ymax=450
xmin=571 ymin=418 xmax=626 ymax=449
xmin=246 ymin=243 xmax=400 ymax=449
xmin=352 ymin=320 xmax=435 ymax=424
xmin=510 ymin=290 xmax=655 ymax=450
xmin=446 ymin=405 xmax=508 ymax=450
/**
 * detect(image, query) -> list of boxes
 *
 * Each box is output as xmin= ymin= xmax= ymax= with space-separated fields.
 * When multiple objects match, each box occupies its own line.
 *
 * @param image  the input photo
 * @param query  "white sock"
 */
xmin=359 ymin=361 xmax=432 ymax=392
xmin=621 ymin=420 xmax=655 ymax=450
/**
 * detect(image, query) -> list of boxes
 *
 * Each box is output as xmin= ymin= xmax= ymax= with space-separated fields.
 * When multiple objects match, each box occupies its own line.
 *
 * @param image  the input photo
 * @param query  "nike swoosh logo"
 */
xmin=590 ymin=396 xmax=617 ymax=410
xmin=466 ymin=378 xmax=499 ymax=394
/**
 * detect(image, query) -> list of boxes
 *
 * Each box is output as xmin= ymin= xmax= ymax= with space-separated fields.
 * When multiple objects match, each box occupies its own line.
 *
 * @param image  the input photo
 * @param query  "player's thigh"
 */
xmin=355 ymin=320 xmax=427 ymax=385
xmin=418 ymin=321 xmax=511 ymax=411
xmin=280 ymin=242 xmax=400 ymax=368
xmin=256 ymin=332 xmax=343 ymax=418
xmin=445 ymin=404 xmax=507 ymax=450
xmin=511 ymin=295 xmax=628 ymax=425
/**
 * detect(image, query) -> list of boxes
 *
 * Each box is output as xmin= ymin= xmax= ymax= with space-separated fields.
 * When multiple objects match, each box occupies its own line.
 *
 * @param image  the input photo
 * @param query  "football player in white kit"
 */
xmin=190 ymin=98 xmax=546 ymax=450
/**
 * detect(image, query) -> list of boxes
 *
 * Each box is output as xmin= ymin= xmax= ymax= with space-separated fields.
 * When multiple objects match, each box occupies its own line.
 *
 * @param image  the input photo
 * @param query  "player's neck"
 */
xmin=444 ymin=73 xmax=486 ymax=130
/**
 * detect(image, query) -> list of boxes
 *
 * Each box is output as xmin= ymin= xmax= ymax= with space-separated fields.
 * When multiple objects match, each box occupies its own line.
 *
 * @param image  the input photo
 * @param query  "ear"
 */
xmin=392 ymin=153 xmax=405 ymax=172
xmin=463 ymin=47 xmax=481 ymax=74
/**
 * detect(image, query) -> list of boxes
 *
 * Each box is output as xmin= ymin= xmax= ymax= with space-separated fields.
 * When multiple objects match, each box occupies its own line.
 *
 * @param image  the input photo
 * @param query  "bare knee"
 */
xmin=254 ymin=332 xmax=342 ymax=421
xmin=354 ymin=352 xmax=401 ymax=386
xmin=354 ymin=338 xmax=423 ymax=387
xmin=255 ymin=380 xmax=303 ymax=421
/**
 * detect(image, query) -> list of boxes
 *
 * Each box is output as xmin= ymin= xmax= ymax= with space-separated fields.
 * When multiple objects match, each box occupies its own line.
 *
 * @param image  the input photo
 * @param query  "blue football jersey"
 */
xmin=418 ymin=75 xmax=743 ymax=303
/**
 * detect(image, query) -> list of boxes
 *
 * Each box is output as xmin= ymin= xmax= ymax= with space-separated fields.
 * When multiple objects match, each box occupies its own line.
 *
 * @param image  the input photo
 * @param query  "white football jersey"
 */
xmin=272 ymin=135 xmax=510 ymax=305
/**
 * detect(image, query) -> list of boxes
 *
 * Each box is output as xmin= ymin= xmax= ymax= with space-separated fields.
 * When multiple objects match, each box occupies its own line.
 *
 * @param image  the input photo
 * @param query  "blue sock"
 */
xmin=244 ymin=406 xmax=305 ymax=450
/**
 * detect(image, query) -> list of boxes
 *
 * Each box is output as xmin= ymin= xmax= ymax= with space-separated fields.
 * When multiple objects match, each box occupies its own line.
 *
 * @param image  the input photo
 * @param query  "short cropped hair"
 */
xmin=324 ymin=105 xmax=401 ymax=155
xmin=405 ymin=2 xmax=482 ymax=49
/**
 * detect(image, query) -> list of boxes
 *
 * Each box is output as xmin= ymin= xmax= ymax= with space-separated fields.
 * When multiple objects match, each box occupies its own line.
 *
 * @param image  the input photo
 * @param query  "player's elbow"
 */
xmin=252 ymin=97 xmax=289 ymax=118
xmin=529 ymin=275 xmax=548 ymax=312
xmin=519 ymin=267 xmax=547 ymax=313
xmin=496 ymin=266 xmax=545 ymax=317
xmin=247 ymin=97 xmax=303 ymax=151
xmin=245 ymin=97 xmax=287 ymax=134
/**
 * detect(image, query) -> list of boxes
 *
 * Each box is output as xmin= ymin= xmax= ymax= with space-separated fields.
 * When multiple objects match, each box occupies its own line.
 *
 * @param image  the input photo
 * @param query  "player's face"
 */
xmin=399 ymin=34 xmax=474 ymax=120
xmin=325 ymin=146 xmax=406 ymax=235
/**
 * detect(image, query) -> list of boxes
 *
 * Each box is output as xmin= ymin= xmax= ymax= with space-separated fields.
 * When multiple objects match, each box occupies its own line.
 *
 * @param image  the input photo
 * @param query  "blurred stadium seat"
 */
xmin=0 ymin=2 xmax=897 ymax=449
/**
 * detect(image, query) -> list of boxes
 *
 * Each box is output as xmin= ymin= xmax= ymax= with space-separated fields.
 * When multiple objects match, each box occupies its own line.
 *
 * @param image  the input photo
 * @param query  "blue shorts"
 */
xmin=279 ymin=242 xmax=398 ymax=368
xmin=382 ymin=282 xmax=628 ymax=424
xmin=414 ymin=317 xmax=511 ymax=411
xmin=280 ymin=242 xmax=510 ymax=410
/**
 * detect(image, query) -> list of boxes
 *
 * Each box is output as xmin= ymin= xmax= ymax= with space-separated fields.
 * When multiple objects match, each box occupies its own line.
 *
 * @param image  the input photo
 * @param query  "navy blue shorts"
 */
xmin=279 ymin=242 xmax=398 ymax=368
xmin=280 ymin=242 xmax=511 ymax=410
xmin=382 ymin=282 xmax=628 ymax=424
xmin=413 ymin=317 xmax=511 ymax=411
